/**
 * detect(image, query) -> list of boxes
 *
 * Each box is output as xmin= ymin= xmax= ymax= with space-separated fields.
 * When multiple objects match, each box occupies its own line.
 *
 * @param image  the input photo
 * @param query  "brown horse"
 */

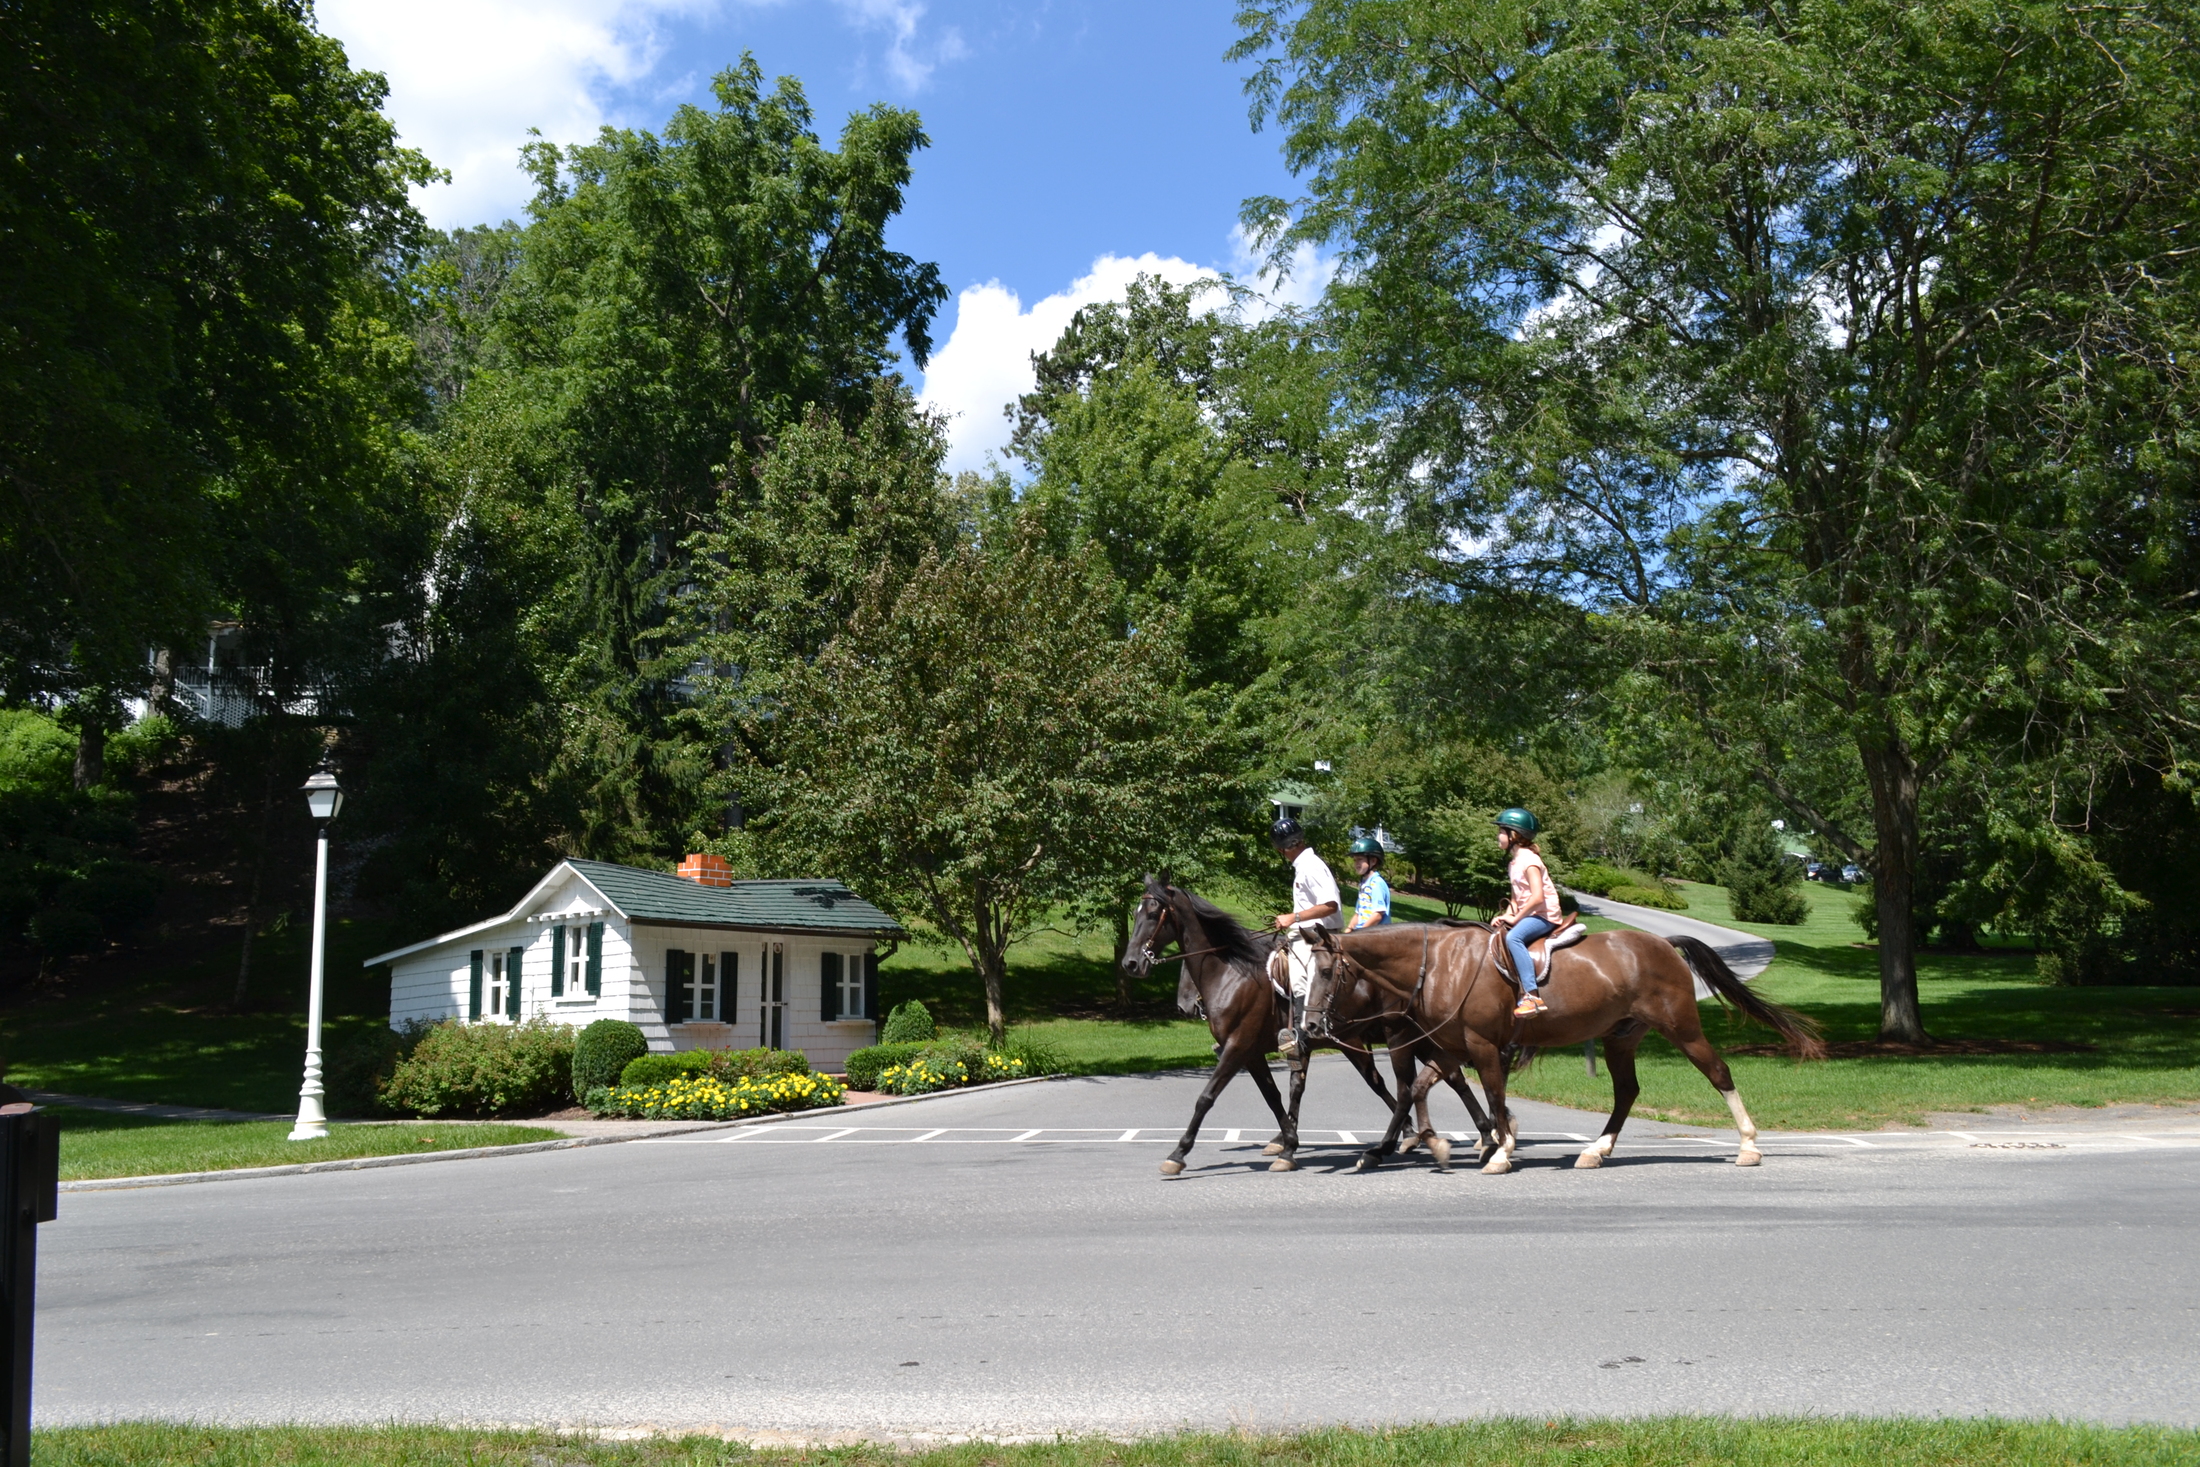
xmin=1120 ymin=879 xmax=1494 ymax=1176
xmin=1308 ymin=921 xmax=1823 ymax=1173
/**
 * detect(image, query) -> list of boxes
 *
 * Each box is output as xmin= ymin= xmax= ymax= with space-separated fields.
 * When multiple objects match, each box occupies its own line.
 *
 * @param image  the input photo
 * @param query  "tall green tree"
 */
xmin=444 ymin=58 xmax=947 ymax=860
xmin=766 ymin=537 xmax=1225 ymax=1041
xmin=1237 ymin=0 xmax=2200 ymax=1039
xmin=0 ymin=0 xmax=432 ymax=747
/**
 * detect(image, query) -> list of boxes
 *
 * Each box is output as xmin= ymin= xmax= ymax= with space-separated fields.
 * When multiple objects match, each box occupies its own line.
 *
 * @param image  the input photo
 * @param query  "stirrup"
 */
xmin=1513 ymin=994 xmax=1548 ymax=1017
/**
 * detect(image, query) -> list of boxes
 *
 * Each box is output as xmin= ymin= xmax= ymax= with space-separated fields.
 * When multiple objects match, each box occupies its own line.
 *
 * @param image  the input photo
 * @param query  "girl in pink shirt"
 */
xmin=1492 ymin=808 xmax=1558 ymax=1016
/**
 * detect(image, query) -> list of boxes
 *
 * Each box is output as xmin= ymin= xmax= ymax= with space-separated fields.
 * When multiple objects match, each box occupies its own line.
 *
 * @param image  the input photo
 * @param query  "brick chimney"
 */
xmin=677 ymin=852 xmax=733 ymax=887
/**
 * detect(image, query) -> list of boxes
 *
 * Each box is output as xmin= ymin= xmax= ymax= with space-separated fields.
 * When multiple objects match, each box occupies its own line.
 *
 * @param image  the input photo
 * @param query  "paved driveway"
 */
xmin=37 ymin=1067 xmax=2200 ymax=1434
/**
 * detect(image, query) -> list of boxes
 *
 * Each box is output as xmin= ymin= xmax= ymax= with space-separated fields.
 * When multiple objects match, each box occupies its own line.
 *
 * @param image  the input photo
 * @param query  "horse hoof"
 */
xmin=1159 ymin=1159 xmax=1184 ymax=1177
xmin=1353 ymin=1152 xmax=1382 ymax=1174
xmin=1573 ymin=1149 xmax=1603 ymax=1169
xmin=1736 ymin=1149 xmax=1762 ymax=1167
xmin=1261 ymin=1141 xmax=1286 ymax=1157
xmin=1428 ymin=1136 xmax=1453 ymax=1169
xmin=1400 ymin=1133 xmax=1420 ymax=1154
xmin=1269 ymin=1156 xmax=1298 ymax=1173
xmin=1481 ymin=1154 xmax=1513 ymax=1175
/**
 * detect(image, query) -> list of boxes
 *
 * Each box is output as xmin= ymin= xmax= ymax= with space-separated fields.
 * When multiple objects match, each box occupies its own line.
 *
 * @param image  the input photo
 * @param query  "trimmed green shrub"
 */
xmin=324 ymin=1020 xmax=432 ymax=1117
xmin=1608 ymin=883 xmax=1689 ymax=911
xmin=880 ymin=999 xmax=936 ymax=1044
xmin=572 ymin=1019 xmax=647 ymax=1101
xmin=846 ymin=1041 xmax=928 ymax=1090
xmin=587 ymin=1070 xmax=845 ymax=1120
xmin=619 ymin=1052 xmax=699 ymax=1088
xmin=381 ymin=1018 xmax=577 ymax=1117
xmin=720 ymin=1046 xmax=809 ymax=1078
xmin=1568 ymin=862 xmax=1627 ymax=897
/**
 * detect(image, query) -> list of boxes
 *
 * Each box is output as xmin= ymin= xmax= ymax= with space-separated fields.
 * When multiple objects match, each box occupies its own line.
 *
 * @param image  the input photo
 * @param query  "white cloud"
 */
xmin=1225 ymin=222 xmax=1340 ymax=317
xmin=320 ymin=0 xmax=715 ymax=228
xmin=916 ymin=254 xmax=1223 ymax=475
xmin=835 ymin=1 xmax=966 ymax=90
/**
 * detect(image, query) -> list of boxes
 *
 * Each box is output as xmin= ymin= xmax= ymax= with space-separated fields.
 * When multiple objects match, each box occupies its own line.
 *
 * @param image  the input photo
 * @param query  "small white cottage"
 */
xmin=364 ymin=853 xmax=904 ymax=1071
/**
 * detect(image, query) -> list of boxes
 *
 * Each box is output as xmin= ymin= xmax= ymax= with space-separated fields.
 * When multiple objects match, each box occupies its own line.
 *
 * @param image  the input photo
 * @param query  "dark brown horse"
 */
xmin=1308 ymin=921 xmax=1824 ymax=1173
xmin=1120 ymin=878 xmax=1495 ymax=1176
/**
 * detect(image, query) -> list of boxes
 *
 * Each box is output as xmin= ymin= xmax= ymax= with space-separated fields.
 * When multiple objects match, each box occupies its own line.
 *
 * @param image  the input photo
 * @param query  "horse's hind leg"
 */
xmin=1660 ymin=1021 xmax=1763 ymax=1166
xmin=1575 ymin=1033 xmax=1642 ymax=1170
xmin=1161 ymin=1039 xmax=1250 ymax=1177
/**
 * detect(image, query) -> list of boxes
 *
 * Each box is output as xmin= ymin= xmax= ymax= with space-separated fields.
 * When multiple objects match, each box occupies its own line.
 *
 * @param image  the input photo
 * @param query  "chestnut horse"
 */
xmin=1120 ymin=878 xmax=1494 ymax=1176
xmin=1307 ymin=921 xmax=1823 ymax=1173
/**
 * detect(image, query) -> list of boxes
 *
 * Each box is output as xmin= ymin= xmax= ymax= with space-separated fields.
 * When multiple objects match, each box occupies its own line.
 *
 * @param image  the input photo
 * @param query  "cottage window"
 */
xmin=485 ymin=952 xmax=509 ymax=1020
xmin=684 ymin=953 xmax=719 ymax=1022
xmin=820 ymin=950 xmax=874 ymax=1022
xmin=567 ymin=930 xmax=587 ymax=995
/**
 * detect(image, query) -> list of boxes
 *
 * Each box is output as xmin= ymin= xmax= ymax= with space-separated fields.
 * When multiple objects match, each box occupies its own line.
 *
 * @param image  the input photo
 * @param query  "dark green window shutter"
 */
xmin=585 ymin=922 xmax=603 ymax=996
xmin=721 ymin=951 xmax=737 ymax=1027
xmin=550 ymin=926 xmax=566 ymax=997
xmin=863 ymin=952 xmax=880 ymax=1020
xmin=468 ymin=950 xmax=484 ymax=1020
xmin=666 ymin=949 xmax=688 ymax=1024
xmin=507 ymin=947 xmax=524 ymax=1018
xmin=820 ymin=951 xmax=842 ymax=1021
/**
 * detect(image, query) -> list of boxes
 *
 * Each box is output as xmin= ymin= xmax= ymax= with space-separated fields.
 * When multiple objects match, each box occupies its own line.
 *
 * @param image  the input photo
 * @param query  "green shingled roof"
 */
xmin=567 ymin=860 xmax=904 ymax=936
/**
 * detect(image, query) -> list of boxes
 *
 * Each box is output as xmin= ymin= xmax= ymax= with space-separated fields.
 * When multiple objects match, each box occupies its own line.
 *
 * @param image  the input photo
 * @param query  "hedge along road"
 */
xmin=35 ymin=1067 xmax=2200 ymax=1435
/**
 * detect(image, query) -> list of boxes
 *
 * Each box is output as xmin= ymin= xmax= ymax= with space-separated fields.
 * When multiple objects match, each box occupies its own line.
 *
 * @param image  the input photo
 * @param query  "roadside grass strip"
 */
xmin=52 ymin=1106 xmax=564 ymax=1181
xmin=31 ymin=1418 xmax=2199 ymax=1466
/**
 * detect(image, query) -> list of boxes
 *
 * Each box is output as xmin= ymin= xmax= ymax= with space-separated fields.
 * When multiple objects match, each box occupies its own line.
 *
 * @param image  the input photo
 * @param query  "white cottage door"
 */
xmin=759 ymin=942 xmax=785 ymax=1049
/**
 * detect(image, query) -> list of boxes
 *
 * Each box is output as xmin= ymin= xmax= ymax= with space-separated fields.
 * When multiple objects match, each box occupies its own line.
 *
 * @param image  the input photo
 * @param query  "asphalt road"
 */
xmin=39 ymin=1066 xmax=2200 ymax=1435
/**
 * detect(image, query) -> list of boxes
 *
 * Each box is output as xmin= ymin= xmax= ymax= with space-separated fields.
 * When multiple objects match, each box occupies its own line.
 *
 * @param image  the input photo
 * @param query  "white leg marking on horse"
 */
xmin=1725 ymin=1087 xmax=1762 ymax=1166
xmin=1482 ymin=1116 xmax=1518 ymax=1174
xmin=1573 ymin=1132 xmax=1616 ymax=1169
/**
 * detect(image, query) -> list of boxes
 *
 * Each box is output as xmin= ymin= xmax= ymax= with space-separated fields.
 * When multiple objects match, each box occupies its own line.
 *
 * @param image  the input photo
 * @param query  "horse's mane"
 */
xmin=1174 ymin=887 xmax=1268 ymax=966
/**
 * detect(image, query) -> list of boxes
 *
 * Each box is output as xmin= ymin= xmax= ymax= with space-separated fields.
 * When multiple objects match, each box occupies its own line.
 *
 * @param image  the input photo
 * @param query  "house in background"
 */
xmin=364 ymin=854 xmax=903 ymax=1072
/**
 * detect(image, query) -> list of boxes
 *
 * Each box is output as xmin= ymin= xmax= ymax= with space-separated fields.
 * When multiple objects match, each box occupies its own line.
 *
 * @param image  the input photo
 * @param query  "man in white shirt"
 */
xmin=1269 ymin=816 xmax=1342 ymax=1056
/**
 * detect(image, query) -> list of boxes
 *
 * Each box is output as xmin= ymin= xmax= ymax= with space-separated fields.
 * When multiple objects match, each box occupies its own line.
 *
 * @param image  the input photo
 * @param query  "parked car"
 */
xmin=1803 ymin=860 xmax=1827 ymax=882
xmin=1840 ymin=863 xmax=1864 ymax=884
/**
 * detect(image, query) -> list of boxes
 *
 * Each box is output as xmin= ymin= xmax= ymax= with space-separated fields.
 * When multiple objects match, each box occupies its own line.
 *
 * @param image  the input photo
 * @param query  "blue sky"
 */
xmin=317 ymin=1 xmax=1330 ymax=471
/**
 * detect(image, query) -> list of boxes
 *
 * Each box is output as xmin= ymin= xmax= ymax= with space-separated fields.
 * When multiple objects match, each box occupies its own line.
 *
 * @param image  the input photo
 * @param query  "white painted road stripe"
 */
xmin=630 ymin=1125 xmax=2200 ymax=1151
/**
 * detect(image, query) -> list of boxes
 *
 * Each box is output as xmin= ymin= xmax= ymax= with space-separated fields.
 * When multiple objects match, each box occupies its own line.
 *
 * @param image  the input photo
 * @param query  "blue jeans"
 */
xmin=1504 ymin=915 xmax=1555 ymax=993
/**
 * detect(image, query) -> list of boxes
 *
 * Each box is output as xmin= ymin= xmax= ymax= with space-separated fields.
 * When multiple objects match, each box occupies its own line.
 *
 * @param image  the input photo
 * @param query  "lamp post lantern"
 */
xmin=289 ymin=762 xmax=344 ymax=1142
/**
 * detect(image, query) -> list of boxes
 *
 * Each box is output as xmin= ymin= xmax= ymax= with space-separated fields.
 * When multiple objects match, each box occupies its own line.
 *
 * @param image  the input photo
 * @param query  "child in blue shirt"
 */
xmin=1346 ymin=836 xmax=1392 ymax=931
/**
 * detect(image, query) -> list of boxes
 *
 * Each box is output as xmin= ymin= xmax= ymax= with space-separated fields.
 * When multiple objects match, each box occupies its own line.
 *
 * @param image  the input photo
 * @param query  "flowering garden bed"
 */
xmin=583 ymin=1070 xmax=845 ymax=1120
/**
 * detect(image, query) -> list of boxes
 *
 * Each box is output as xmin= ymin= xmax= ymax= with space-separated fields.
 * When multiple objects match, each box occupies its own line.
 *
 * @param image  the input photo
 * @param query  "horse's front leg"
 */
xmin=1470 ymin=1037 xmax=1519 ymax=1174
xmin=1258 ymin=1041 xmax=1305 ymax=1172
xmin=1160 ymin=1032 xmax=1251 ymax=1177
xmin=1355 ymin=1055 xmax=1441 ymax=1173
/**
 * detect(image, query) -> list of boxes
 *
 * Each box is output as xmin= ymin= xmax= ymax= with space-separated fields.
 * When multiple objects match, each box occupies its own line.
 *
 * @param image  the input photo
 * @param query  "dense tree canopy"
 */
xmin=1234 ymin=0 xmax=2200 ymax=1036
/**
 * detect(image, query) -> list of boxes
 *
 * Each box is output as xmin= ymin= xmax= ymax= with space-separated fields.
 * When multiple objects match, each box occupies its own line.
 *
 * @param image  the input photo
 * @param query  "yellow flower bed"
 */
xmin=595 ymin=1070 xmax=846 ymax=1119
xmin=876 ymin=1051 xmax=1026 ymax=1095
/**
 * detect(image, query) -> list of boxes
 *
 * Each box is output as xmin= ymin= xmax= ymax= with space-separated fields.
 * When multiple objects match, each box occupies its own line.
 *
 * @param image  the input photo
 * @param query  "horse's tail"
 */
xmin=1668 ymin=935 xmax=1826 ymax=1060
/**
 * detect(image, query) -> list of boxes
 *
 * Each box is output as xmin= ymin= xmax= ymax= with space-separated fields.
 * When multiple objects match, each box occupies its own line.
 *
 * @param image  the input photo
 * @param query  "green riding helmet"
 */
xmin=1494 ymin=807 xmax=1541 ymax=837
xmin=1347 ymin=836 xmax=1385 ymax=860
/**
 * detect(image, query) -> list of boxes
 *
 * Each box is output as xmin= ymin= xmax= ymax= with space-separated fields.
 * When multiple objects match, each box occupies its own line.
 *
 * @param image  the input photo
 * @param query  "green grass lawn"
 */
xmin=5 ymin=915 xmax=407 ymax=1114
xmin=31 ymin=1418 xmax=2197 ymax=1467
xmin=52 ymin=1106 xmax=565 ymax=1181
xmin=1507 ymin=880 xmax=2200 ymax=1129
xmin=14 ymin=873 xmax=2197 ymax=1134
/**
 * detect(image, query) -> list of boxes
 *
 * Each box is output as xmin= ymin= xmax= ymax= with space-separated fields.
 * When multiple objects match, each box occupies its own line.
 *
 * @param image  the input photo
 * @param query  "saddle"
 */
xmin=1522 ymin=912 xmax=1587 ymax=981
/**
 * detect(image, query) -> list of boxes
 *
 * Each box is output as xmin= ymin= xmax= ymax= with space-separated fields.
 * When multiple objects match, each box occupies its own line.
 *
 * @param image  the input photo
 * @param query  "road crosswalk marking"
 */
xmin=634 ymin=1123 xmax=2200 ymax=1155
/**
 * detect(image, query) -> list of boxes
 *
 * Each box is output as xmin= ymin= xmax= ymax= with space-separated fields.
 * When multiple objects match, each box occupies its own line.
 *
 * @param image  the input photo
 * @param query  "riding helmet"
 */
xmin=1270 ymin=814 xmax=1304 ymax=849
xmin=1347 ymin=836 xmax=1385 ymax=858
xmin=1495 ymin=807 xmax=1541 ymax=837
